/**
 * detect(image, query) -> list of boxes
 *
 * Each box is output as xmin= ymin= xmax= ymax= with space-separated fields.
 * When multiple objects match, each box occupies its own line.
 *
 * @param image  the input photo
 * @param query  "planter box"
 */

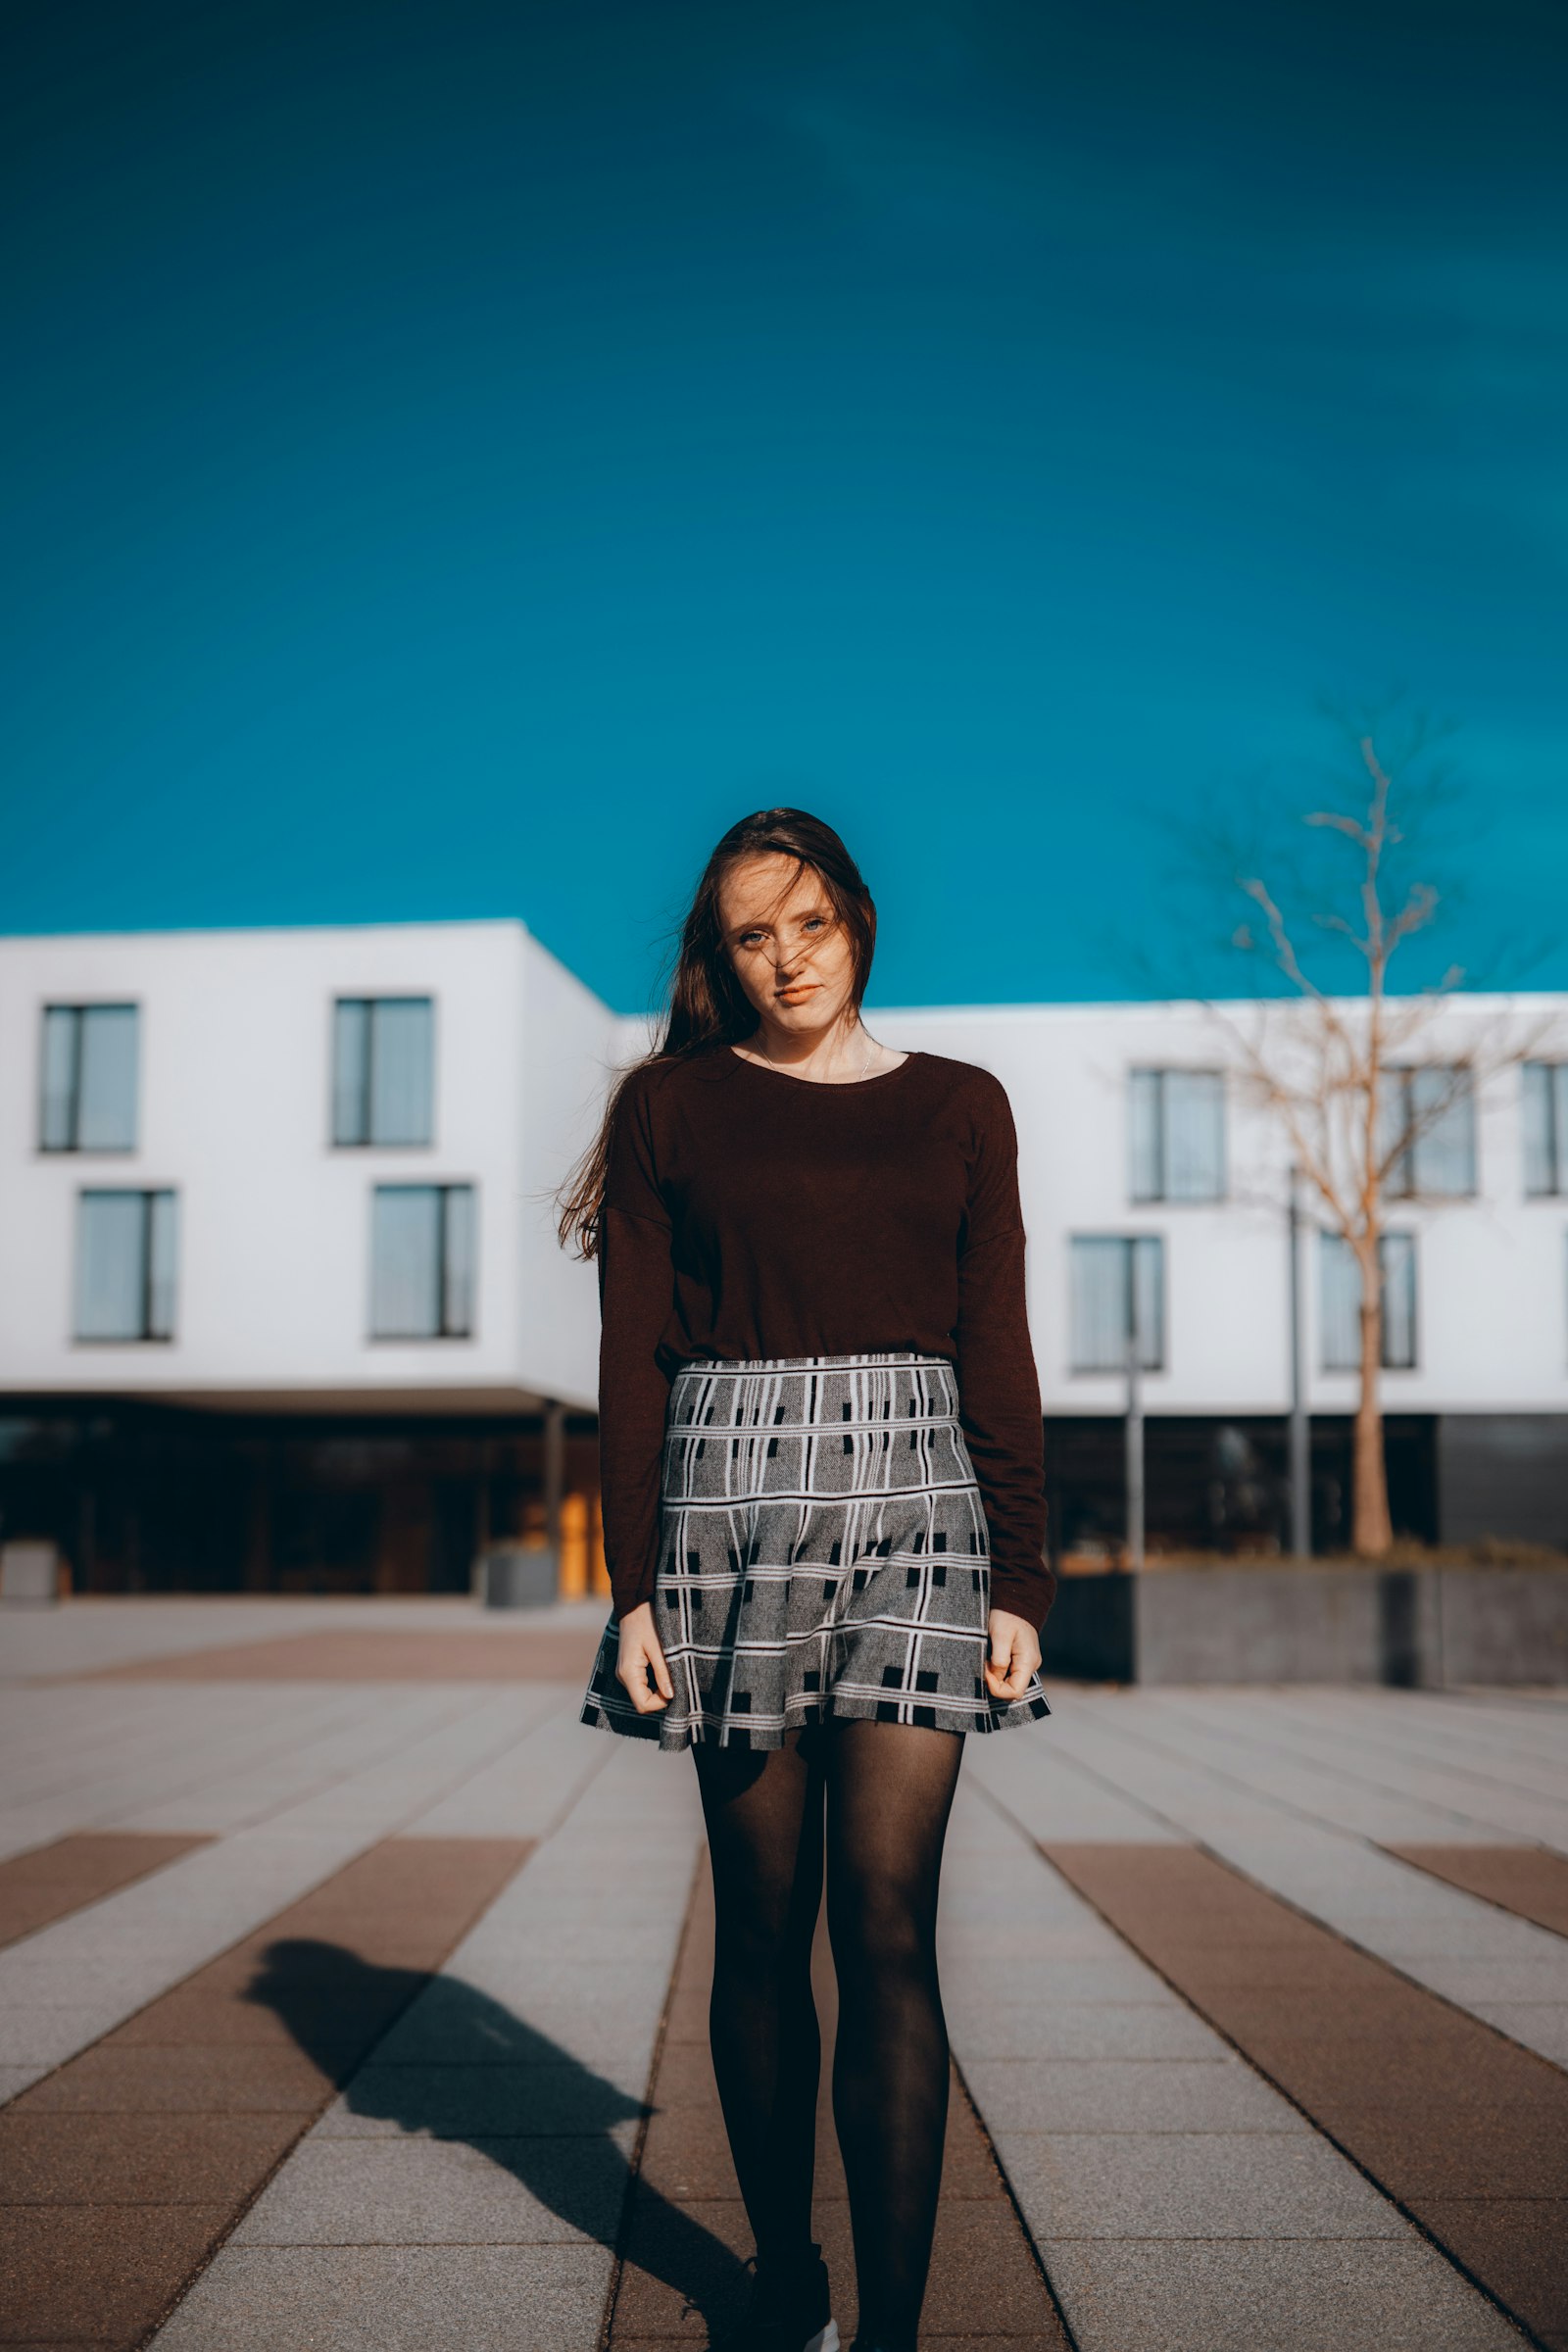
xmin=478 ymin=1544 xmax=560 ymax=1610
xmin=0 ymin=1542 xmax=63 ymax=1607
xmin=1043 ymin=1565 xmax=1568 ymax=1687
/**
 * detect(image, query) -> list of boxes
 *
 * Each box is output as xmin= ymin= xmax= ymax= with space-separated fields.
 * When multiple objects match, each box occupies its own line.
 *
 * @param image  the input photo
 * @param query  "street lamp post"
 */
xmin=1125 ymin=1297 xmax=1145 ymax=1572
xmin=544 ymin=1397 xmax=565 ymax=1567
xmin=1288 ymin=1164 xmax=1311 ymax=1558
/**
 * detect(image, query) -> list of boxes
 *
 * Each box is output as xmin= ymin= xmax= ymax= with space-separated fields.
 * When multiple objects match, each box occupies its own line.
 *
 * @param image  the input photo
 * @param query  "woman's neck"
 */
xmin=730 ymin=1016 xmax=907 ymax=1085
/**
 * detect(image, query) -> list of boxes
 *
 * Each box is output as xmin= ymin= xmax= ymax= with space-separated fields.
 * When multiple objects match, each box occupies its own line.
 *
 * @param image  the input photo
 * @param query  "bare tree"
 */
xmin=1203 ymin=724 xmax=1560 ymax=1555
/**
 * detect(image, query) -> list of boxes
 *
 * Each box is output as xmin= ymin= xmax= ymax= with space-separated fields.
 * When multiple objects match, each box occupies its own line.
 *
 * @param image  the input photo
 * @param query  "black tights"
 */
xmin=694 ymin=1720 xmax=964 ymax=2352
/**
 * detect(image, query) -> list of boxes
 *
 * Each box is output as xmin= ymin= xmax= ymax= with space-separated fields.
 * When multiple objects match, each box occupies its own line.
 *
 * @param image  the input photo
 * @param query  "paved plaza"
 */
xmin=1 ymin=1599 xmax=1565 ymax=2351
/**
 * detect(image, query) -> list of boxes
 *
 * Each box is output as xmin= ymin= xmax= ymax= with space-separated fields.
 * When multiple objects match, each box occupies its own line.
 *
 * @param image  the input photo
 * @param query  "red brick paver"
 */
xmin=70 ymin=1628 xmax=604 ymax=1684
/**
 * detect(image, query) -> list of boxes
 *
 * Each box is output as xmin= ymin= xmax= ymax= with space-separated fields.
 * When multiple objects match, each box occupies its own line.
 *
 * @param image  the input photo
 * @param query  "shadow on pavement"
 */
xmin=246 ymin=1936 xmax=748 ymax=2331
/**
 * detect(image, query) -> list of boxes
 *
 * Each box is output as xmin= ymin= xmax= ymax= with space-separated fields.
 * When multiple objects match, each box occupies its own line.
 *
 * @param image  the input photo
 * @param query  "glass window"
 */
xmin=1070 ymin=1235 xmax=1164 ymax=1372
xmin=1523 ymin=1062 xmax=1568 ymax=1197
xmin=442 ymin=1183 xmax=476 ymax=1339
xmin=370 ymin=1184 xmax=475 ymax=1339
xmin=40 ymin=1005 xmax=139 ymax=1152
xmin=74 ymin=1190 xmax=177 ymax=1342
xmin=333 ymin=998 xmax=434 ymax=1147
xmin=1382 ymin=1065 xmax=1476 ymax=1198
xmin=1319 ymin=1231 xmax=1417 ymax=1372
xmin=1381 ymin=1232 xmax=1417 ymax=1369
xmin=1129 ymin=1071 xmax=1162 ymax=1202
xmin=1128 ymin=1069 xmax=1224 ymax=1201
xmin=332 ymin=1000 xmax=370 ymax=1147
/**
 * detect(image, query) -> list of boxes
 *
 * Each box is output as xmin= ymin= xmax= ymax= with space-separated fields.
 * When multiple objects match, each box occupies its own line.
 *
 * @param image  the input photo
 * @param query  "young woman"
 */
xmin=560 ymin=808 xmax=1054 ymax=2352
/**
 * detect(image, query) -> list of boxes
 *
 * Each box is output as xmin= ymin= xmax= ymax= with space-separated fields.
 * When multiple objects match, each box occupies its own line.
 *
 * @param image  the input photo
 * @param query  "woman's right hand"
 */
xmin=614 ymin=1600 xmax=674 ymax=1714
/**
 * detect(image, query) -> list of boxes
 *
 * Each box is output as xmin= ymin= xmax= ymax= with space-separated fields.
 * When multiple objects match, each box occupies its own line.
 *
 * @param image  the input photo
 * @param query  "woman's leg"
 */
xmin=824 ymin=1719 xmax=964 ymax=2352
xmin=694 ymin=1731 xmax=827 ymax=2273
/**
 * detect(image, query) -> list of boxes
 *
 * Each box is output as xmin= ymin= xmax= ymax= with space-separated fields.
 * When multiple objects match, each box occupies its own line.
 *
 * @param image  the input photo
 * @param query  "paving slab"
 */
xmin=150 ymin=2242 xmax=614 ymax=2351
xmin=959 ymin=2055 xmax=1301 ymax=2136
xmin=1467 ymin=2000 xmax=1568 ymax=2067
xmin=232 ymin=2132 xmax=632 ymax=2245
xmin=0 ymin=2108 xmax=306 ymax=2203
xmin=928 ymin=1998 xmax=1218 ymax=2063
xmin=1410 ymin=2197 xmax=1568 ymax=2344
xmin=20 ymin=2040 xmax=335 ymax=2114
xmin=0 ymin=2005 xmax=128 ymax=2068
xmin=0 ymin=2203 xmax=235 ymax=2343
xmin=1040 ymin=2236 xmax=1527 ymax=2352
xmin=313 ymin=2060 xmax=650 ymax=2139
xmin=996 ymin=2130 xmax=1410 ymax=2238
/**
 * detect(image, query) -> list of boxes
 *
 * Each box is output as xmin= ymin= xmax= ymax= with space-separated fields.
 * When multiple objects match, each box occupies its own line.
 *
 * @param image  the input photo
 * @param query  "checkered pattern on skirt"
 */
xmin=582 ymin=1349 xmax=1052 ymax=1750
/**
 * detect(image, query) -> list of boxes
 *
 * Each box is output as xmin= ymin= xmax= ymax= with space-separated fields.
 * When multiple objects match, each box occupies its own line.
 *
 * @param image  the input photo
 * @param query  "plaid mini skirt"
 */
xmin=581 ymin=1350 xmax=1052 ymax=1750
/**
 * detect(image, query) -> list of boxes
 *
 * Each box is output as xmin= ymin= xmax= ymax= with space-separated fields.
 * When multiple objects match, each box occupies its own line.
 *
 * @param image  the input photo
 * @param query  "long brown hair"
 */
xmin=556 ymin=808 xmax=877 ymax=1259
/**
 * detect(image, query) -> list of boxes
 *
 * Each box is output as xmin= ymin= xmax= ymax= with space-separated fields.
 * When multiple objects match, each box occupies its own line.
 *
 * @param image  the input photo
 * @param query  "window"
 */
xmin=333 ymin=998 xmax=434 ymax=1147
xmin=1381 ymin=1064 xmax=1476 ymax=1198
xmin=1129 ymin=1069 xmax=1225 ymax=1201
xmin=40 ymin=1004 xmax=139 ymax=1152
xmin=1320 ymin=1230 xmax=1416 ymax=1372
xmin=370 ymin=1184 xmax=475 ymax=1339
xmin=1523 ymin=1062 xmax=1568 ymax=1197
xmin=74 ymin=1191 xmax=177 ymax=1342
xmin=1070 ymin=1235 xmax=1164 ymax=1372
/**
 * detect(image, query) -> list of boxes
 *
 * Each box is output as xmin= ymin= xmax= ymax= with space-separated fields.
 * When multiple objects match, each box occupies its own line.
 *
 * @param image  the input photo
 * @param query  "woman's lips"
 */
xmin=776 ymin=986 xmax=816 ymax=1003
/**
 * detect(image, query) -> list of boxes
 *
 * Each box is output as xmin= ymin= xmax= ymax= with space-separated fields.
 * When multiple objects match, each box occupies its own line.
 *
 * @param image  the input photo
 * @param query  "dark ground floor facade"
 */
xmin=1048 ymin=1411 xmax=1566 ymax=1560
xmin=0 ymin=1401 xmax=610 ymax=1596
xmin=0 ymin=1399 xmax=1563 ymax=1595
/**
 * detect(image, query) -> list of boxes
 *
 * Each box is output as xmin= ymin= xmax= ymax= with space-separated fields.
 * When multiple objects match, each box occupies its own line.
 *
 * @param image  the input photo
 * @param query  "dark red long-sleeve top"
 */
xmin=595 ymin=1046 xmax=1054 ymax=1630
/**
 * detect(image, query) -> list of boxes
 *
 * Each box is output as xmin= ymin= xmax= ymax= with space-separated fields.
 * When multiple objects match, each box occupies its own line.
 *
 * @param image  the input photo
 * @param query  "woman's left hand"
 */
xmin=984 ymin=1607 xmax=1042 ymax=1703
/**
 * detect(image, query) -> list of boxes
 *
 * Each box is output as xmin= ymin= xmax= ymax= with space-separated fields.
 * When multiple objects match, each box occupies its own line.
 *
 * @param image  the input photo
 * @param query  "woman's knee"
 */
xmin=828 ymin=1870 xmax=938 ymax=1981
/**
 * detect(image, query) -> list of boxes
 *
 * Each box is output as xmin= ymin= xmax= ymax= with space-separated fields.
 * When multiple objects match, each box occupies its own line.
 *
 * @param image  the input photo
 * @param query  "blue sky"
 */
xmin=4 ymin=0 xmax=1565 ymax=1012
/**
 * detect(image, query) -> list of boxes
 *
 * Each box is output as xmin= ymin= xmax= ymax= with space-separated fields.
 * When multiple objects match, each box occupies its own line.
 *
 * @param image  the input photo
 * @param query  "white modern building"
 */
xmin=0 ymin=924 xmax=614 ymax=1593
xmin=2 ymin=921 xmax=1565 ymax=1591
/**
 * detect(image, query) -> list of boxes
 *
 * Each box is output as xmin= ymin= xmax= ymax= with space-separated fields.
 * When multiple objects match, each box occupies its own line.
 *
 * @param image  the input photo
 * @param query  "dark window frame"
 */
xmin=1068 ymin=1231 xmax=1167 ymax=1374
xmin=368 ymin=1180 xmax=476 ymax=1342
xmin=74 ymin=1187 xmax=177 ymax=1345
xmin=1319 ymin=1228 xmax=1418 ymax=1374
xmin=1382 ymin=1063 xmax=1477 ymax=1200
xmin=1128 ymin=1066 xmax=1227 ymax=1204
xmin=1522 ymin=1060 xmax=1568 ymax=1198
xmin=331 ymin=995 xmax=436 ymax=1150
xmin=39 ymin=1003 xmax=140 ymax=1154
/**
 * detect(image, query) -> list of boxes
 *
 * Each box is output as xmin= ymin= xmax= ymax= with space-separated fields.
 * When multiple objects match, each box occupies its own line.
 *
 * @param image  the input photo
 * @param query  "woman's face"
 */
xmin=718 ymin=854 xmax=857 ymax=1039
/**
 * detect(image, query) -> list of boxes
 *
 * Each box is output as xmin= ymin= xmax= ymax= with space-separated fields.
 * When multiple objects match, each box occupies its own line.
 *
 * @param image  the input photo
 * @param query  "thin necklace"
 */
xmin=754 ymin=1020 xmax=877 ymax=1083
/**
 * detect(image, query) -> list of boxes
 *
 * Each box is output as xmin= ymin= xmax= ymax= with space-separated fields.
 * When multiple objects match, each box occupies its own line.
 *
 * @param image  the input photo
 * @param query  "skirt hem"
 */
xmin=580 ymin=1686 xmax=1051 ymax=1752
